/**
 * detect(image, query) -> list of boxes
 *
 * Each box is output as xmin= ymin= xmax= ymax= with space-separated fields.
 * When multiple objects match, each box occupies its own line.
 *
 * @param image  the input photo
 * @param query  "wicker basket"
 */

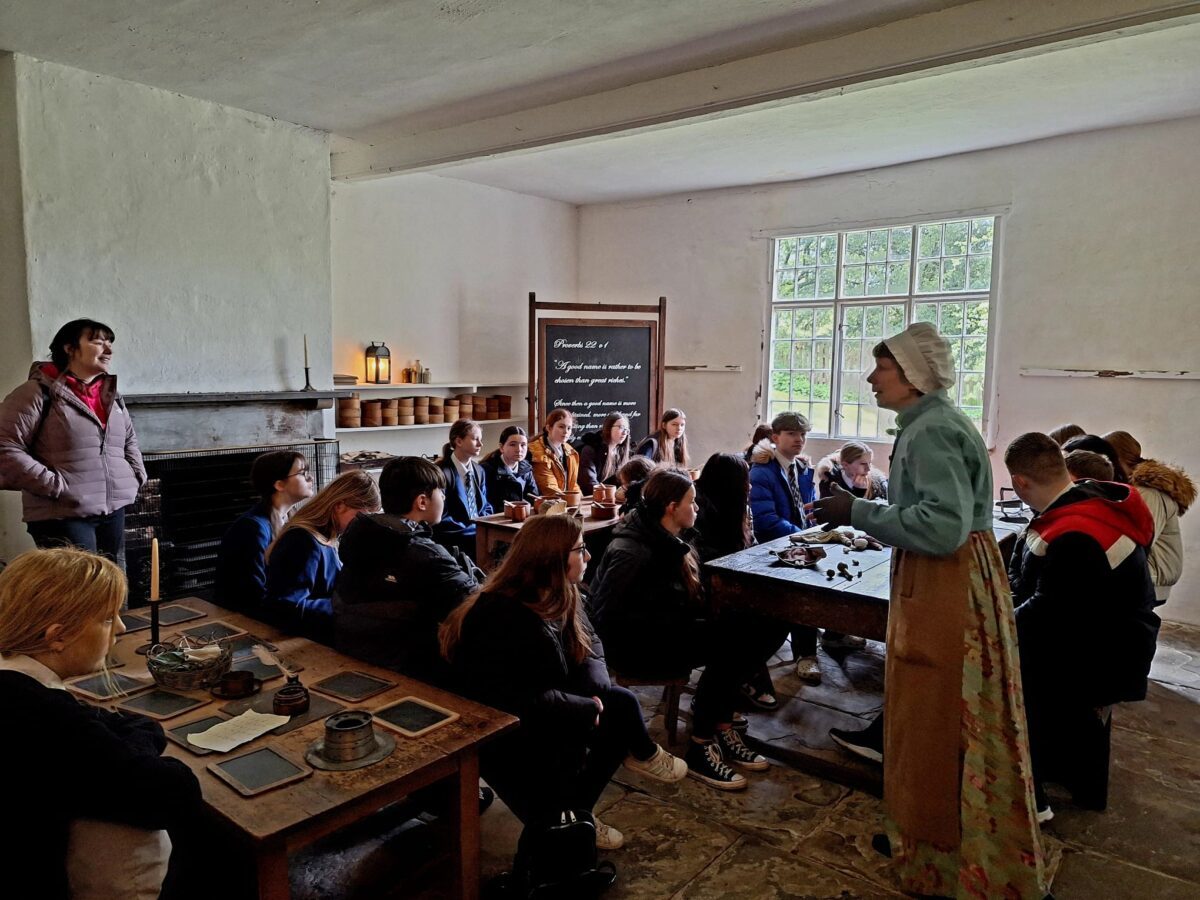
xmin=147 ymin=641 xmax=232 ymax=690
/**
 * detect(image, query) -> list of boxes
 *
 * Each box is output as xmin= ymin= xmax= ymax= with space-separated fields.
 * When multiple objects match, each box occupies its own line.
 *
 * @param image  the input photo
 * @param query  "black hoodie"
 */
xmin=333 ymin=513 xmax=479 ymax=682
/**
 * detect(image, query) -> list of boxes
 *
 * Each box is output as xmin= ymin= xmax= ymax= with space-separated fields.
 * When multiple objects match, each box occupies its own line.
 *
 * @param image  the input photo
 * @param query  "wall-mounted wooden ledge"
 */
xmin=1019 ymin=368 xmax=1197 ymax=380
xmin=125 ymin=390 xmax=337 ymax=409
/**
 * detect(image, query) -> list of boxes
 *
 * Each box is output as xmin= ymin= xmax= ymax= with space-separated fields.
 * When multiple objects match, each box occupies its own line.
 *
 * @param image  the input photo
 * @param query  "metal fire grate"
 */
xmin=126 ymin=439 xmax=339 ymax=606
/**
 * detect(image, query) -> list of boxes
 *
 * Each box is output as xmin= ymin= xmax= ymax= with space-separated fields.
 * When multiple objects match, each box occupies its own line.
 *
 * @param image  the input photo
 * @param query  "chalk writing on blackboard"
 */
xmin=541 ymin=322 xmax=656 ymax=442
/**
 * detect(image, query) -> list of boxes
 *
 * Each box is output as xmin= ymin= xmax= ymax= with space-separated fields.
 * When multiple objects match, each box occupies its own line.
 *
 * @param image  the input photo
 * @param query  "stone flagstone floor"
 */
xmin=293 ymin=621 xmax=1200 ymax=899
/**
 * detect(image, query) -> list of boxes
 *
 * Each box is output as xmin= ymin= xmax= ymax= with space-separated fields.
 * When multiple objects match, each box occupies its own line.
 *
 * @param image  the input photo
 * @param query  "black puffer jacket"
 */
xmin=588 ymin=506 xmax=702 ymax=655
xmin=450 ymin=589 xmax=609 ymax=745
xmin=1009 ymin=480 xmax=1160 ymax=706
xmin=479 ymin=452 xmax=540 ymax=506
xmin=333 ymin=513 xmax=479 ymax=682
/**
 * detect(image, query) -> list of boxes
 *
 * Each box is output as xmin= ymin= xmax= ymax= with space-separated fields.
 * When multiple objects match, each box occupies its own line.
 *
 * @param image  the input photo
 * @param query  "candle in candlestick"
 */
xmin=303 ymin=334 xmax=309 ymax=368
xmin=150 ymin=537 xmax=159 ymax=602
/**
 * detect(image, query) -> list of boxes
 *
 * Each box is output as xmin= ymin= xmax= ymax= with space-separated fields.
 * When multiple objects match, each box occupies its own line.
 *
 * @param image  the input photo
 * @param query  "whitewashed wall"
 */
xmin=578 ymin=117 xmax=1200 ymax=626
xmin=0 ymin=56 xmax=332 ymax=560
xmin=13 ymin=56 xmax=331 ymax=394
xmin=331 ymin=174 xmax=577 ymax=457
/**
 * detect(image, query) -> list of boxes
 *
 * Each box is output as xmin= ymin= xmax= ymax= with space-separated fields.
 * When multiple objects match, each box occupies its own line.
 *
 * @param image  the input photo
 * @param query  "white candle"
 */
xmin=150 ymin=537 xmax=160 ymax=602
xmin=303 ymin=334 xmax=309 ymax=368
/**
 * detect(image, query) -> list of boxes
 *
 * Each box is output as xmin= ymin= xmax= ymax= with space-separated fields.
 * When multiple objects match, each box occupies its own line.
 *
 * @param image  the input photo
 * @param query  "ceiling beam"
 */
xmin=332 ymin=0 xmax=1200 ymax=181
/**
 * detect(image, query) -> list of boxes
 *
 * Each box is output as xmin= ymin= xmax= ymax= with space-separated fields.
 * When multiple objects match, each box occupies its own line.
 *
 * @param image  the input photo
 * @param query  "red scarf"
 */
xmin=41 ymin=364 xmax=109 ymax=426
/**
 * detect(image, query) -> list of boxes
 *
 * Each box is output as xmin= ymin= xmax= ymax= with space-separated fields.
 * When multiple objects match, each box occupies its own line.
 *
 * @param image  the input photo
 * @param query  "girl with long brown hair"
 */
xmin=527 ymin=407 xmax=580 ymax=495
xmin=589 ymin=468 xmax=786 ymax=792
xmin=264 ymin=469 xmax=380 ymax=640
xmin=0 ymin=548 xmax=200 ymax=900
xmin=635 ymin=407 xmax=689 ymax=466
xmin=578 ymin=412 xmax=632 ymax=493
xmin=442 ymin=514 xmax=684 ymax=851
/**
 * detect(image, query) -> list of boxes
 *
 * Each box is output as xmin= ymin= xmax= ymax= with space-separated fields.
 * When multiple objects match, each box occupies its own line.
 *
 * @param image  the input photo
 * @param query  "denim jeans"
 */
xmin=27 ymin=507 xmax=127 ymax=571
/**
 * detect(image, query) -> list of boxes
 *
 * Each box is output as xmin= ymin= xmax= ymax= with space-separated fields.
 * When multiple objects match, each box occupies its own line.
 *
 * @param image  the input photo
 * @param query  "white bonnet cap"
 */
xmin=882 ymin=322 xmax=956 ymax=393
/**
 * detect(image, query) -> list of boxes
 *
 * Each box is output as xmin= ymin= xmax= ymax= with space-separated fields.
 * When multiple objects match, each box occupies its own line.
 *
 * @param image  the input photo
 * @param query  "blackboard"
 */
xmin=538 ymin=320 xmax=660 ymax=443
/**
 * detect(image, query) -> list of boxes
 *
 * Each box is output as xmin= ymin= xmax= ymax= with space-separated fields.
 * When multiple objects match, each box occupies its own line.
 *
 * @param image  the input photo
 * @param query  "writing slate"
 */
xmin=374 ymin=696 xmax=459 ymax=738
xmin=540 ymin=320 xmax=658 ymax=443
xmin=209 ymin=746 xmax=311 ymax=797
xmin=67 ymin=671 xmax=152 ymax=701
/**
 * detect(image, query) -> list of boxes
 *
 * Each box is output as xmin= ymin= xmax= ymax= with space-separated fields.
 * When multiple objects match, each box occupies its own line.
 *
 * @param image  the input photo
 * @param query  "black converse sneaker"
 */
xmin=715 ymin=727 xmax=770 ymax=771
xmin=685 ymin=740 xmax=748 ymax=791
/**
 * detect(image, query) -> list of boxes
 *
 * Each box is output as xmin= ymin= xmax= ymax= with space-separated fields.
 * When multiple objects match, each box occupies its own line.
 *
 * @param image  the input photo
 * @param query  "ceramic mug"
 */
xmin=217 ymin=669 xmax=255 ymax=698
xmin=559 ymin=489 xmax=583 ymax=507
xmin=602 ymin=484 xmax=618 ymax=502
xmin=510 ymin=501 xmax=530 ymax=522
xmin=593 ymin=486 xmax=606 ymax=502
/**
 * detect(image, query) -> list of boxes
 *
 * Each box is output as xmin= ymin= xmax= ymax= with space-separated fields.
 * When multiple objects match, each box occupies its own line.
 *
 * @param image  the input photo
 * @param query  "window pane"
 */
xmin=844 ymin=306 xmax=864 ymax=335
xmin=814 ymin=308 xmax=835 ymax=338
xmin=845 ymin=231 xmax=868 ymax=265
xmin=842 ymin=340 xmax=862 ymax=374
xmin=792 ymin=342 xmax=812 ymax=370
xmin=773 ymin=310 xmax=792 ymax=339
xmin=962 ymin=336 xmax=987 ymax=372
xmin=859 ymin=404 xmax=878 ymax=438
xmin=793 ymin=308 xmax=814 ymax=338
xmin=961 ymin=373 xmax=984 ymax=407
xmin=886 ymin=305 xmax=906 ymax=336
xmin=914 ymin=302 xmax=937 ymax=324
xmin=796 ymin=267 xmax=817 ymax=299
xmin=817 ymin=266 xmax=837 ymax=299
xmin=969 ymin=218 xmax=993 ymax=254
xmin=798 ymin=235 xmax=818 ymax=266
xmin=939 ymin=302 xmax=964 ymax=335
xmin=943 ymin=221 xmax=969 ymax=255
xmin=866 ymin=264 xmax=887 ymax=296
xmin=864 ymin=306 xmax=884 ymax=337
xmin=968 ymin=255 xmax=991 ymax=291
xmin=843 ymin=266 xmax=865 ymax=297
xmin=772 ymin=341 xmax=791 ymax=369
xmin=775 ymin=270 xmax=795 ymax=299
xmin=918 ymin=224 xmax=942 ymax=258
xmin=867 ymin=229 xmax=888 ymax=262
xmin=814 ymin=340 xmax=833 ymax=370
xmin=790 ymin=371 xmax=811 ymax=399
xmin=818 ymin=234 xmax=838 ymax=266
xmin=777 ymin=238 xmax=797 ymax=268
xmin=886 ymin=261 xmax=910 ymax=294
xmin=942 ymin=257 xmax=966 ymax=292
xmin=965 ymin=301 xmax=988 ymax=335
xmin=770 ymin=371 xmax=789 ymax=401
xmin=889 ymin=227 xmax=912 ymax=261
xmin=917 ymin=260 xmax=940 ymax=293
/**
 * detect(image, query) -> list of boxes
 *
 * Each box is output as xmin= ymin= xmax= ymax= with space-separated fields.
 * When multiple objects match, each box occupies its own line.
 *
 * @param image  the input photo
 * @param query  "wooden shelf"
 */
xmin=336 ymin=417 xmax=525 ymax=433
xmin=126 ymin=390 xmax=336 ymax=407
xmin=334 ymin=380 xmax=526 ymax=394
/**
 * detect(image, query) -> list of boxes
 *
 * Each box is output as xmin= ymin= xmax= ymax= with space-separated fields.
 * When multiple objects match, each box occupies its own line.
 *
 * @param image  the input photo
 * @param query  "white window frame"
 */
xmin=760 ymin=212 xmax=1004 ymax=447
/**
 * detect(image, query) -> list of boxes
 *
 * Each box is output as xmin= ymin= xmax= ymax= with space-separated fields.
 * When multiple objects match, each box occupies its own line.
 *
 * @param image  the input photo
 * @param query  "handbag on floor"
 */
xmin=491 ymin=809 xmax=617 ymax=899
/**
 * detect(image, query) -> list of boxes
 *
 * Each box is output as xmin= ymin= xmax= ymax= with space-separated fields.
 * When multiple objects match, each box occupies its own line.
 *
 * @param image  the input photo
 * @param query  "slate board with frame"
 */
xmin=117 ymin=688 xmax=209 ymax=721
xmin=530 ymin=296 xmax=666 ymax=444
xmin=310 ymin=671 xmax=395 ymax=703
xmin=165 ymin=714 xmax=230 ymax=755
xmin=209 ymin=746 xmax=312 ymax=797
xmin=373 ymin=696 xmax=460 ymax=738
xmin=66 ymin=671 xmax=153 ymax=701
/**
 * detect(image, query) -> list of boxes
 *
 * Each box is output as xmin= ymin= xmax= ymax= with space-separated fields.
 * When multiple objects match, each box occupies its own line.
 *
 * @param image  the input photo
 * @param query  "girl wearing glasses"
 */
xmin=577 ymin=412 xmax=632 ymax=495
xmin=216 ymin=450 xmax=314 ymax=611
xmin=264 ymin=470 xmax=380 ymax=642
xmin=441 ymin=515 xmax=685 ymax=853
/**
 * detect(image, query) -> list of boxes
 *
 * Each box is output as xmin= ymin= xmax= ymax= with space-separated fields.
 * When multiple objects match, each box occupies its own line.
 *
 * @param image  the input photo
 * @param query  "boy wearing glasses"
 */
xmin=216 ymin=450 xmax=314 ymax=611
xmin=334 ymin=456 xmax=480 ymax=684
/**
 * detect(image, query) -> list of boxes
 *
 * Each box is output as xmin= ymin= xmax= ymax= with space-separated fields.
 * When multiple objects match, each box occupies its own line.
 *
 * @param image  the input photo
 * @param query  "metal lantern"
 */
xmin=365 ymin=341 xmax=391 ymax=384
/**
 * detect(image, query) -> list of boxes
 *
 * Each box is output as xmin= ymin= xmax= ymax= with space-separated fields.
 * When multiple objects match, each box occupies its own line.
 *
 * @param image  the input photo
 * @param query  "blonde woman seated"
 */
xmin=815 ymin=441 xmax=888 ymax=501
xmin=0 ymin=548 xmax=201 ymax=900
xmin=264 ymin=469 xmax=381 ymax=641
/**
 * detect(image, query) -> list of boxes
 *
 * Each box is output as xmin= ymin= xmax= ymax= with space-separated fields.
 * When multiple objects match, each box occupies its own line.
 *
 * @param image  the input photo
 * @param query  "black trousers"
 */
xmin=482 ymin=684 xmax=655 ymax=825
xmin=605 ymin=610 xmax=788 ymax=739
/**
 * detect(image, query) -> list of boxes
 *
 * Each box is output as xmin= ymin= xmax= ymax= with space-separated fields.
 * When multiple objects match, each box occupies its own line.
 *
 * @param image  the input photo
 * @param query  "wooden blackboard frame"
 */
xmin=528 ymin=293 xmax=666 ymax=439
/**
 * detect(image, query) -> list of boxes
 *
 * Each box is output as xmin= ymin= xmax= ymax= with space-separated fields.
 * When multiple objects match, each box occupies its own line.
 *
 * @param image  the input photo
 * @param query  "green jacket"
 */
xmin=850 ymin=390 xmax=992 ymax=556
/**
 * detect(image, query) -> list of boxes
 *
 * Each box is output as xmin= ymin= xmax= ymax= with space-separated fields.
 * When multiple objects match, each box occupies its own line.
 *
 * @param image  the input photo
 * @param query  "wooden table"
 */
xmin=473 ymin=502 xmax=619 ymax=571
xmin=705 ymin=517 xmax=1027 ymax=641
xmin=104 ymin=599 xmax=517 ymax=900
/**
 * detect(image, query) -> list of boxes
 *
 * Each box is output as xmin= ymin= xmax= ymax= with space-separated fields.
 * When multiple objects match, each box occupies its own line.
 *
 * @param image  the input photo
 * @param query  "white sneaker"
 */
xmin=795 ymin=655 xmax=822 ymax=684
xmin=593 ymin=815 xmax=624 ymax=850
xmin=623 ymin=744 xmax=688 ymax=783
xmin=1036 ymin=804 xmax=1054 ymax=825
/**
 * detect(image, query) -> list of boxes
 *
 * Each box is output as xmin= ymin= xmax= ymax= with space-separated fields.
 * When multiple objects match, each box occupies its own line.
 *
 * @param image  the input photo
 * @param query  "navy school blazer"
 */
xmin=434 ymin=457 xmax=493 ymax=541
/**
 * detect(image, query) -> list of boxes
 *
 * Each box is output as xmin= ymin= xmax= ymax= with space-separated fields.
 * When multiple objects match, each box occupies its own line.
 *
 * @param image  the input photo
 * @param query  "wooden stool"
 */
xmin=612 ymin=672 xmax=691 ymax=745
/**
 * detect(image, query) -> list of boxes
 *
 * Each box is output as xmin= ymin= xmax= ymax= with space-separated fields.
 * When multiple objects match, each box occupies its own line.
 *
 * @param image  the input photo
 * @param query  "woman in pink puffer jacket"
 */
xmin=0 ymin=319 xmax=145 ymax=568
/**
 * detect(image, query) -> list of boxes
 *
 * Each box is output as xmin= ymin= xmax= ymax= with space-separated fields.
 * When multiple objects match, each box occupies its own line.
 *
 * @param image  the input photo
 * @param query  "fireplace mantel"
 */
xmin=125 ymin=390 xmax=335 ymax=408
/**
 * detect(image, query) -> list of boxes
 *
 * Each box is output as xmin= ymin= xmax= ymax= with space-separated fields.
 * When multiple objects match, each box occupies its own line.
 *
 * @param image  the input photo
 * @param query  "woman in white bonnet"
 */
xmin=813 ymin=322 xmax=1049 ymax=898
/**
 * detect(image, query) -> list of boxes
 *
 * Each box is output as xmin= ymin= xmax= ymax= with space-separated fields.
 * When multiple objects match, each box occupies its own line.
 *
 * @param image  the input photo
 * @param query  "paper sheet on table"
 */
xmin=187 ymin=709 xmax=290 ymax=752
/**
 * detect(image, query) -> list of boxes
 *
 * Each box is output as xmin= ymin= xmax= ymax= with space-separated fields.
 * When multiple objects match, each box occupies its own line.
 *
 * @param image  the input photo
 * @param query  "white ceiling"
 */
xmin=0 ymin=0 xmax=969 ymax=138
xmin=2 ymin=2 xmax=1199 ymax=206
xmin=433 ymin=23 xmax=1200 ymax=204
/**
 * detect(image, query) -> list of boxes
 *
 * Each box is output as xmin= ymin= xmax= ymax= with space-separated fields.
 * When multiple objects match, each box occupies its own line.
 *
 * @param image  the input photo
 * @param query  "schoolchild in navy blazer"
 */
xmin=480 ymin=425 xmax=540 ymax=506
xmin=434 ymin=419 xmax=493 ymax=560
